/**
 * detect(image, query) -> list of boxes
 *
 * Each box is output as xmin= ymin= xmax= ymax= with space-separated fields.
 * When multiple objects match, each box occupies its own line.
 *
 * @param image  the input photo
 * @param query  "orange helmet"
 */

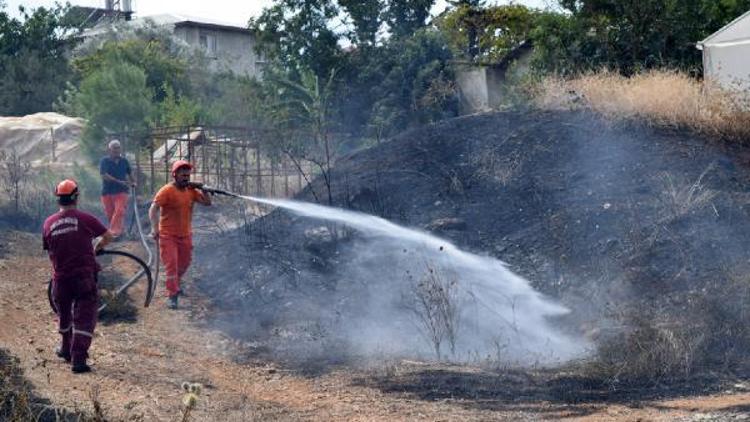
xmin=54 ymin=179 xmax=79 ymax=196
xmin=171 ymin=160 xmax=193 ymax=176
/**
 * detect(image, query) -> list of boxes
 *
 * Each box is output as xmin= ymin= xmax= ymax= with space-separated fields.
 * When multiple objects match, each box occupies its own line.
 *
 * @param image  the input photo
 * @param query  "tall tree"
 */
xmin=0 ymin=4 xmax=77 ymax=115
xmin=385 ymin=0 xmax=435 ymax=38
xmin=339 ymin=0 xmax=383 ymax=46
xmin=249 ymin=0 xmax=342 ymax=78
xmin=543 ymin=0 xmax=750 ymax=74
xmin=438 ymin=3 xmax=535 ymax=62
xmin=73 ymin=58 xmax=154 ymax=156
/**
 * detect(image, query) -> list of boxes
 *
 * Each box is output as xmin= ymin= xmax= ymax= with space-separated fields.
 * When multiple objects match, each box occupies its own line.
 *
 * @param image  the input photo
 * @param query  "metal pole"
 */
xmin=284 ymin=161 xmax=289 ymax=197
xmin=255 ymin=146 xmax=262 ymax=196
xmin=50 ymin=127 xmax=56 ymax=162
xmin=150 ymin=143 xmax=155 ymax=194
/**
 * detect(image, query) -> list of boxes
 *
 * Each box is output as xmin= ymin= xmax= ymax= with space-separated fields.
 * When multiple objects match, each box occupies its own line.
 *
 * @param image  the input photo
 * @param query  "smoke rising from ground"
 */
xmin=241 ymin=195 xmax=588 ymax=364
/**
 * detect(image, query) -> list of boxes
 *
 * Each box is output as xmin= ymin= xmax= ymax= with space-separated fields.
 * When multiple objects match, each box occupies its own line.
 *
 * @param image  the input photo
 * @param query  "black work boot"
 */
xmin=55 ymin=347 xmax=71 ymax=362
xmin=167 ymin=295 xmax=179 ymax=310
xmin=71 ymin=361 xmax=91 ymax=373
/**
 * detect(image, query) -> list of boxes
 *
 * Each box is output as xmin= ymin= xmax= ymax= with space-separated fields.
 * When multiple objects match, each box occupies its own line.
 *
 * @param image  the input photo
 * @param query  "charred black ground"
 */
xmin=195 ymin=109 xmax=750 ymax=379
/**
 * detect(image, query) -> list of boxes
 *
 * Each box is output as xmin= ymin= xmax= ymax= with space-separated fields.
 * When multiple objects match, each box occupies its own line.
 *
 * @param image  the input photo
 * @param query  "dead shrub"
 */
xmin=470 ymin=148 xmax=523 ymax=186
xmin=0 ymin=166 xmax=57 ymax=230
xmin=0 ymin=349 xmax=35 ymax=421
xmin=586 ymin=315 xmax=702 ymax=386
xmin=0 ymin=348 xmax=88 ymax=421
xmin=531 ymin=70 xmax=750 ymax=141
xmin=585 ymin=270 xmax=750 ymax=387
xmin=446 ymin=170 xmax=465 ymax=195
xmin=406 ymin=263 xmax=462 ymax=360
xmin=98 ymin=289 xmax=138 ymax=323
xmin=0 ymin=149 xmax=31 ymax=214
xmin=88 ymin=385 xmax=107 ymax=422
xmin=656 ymin=164 xmax=716 ymax=221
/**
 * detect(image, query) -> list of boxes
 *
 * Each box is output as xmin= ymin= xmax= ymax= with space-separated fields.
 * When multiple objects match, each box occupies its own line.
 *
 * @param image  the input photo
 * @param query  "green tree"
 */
xmin=437 ymin=3 xmax=536 ymax=63
xmin=249 ymin=0 xmax=342 ymax=79
xmin=73 ymin=59 xmax=153 ymax=156
xmin=72 ymin=37 xmax=190 ymax=103
xmin=535 ymin=0 xmax=750 ymax=75
xmin=529 ymin=11 xmax=608 ymax=75
xmin=0 ymin=4 xmax=78 ymax=115
xmin=199 ymin=74 xmax=273 ymax=127
xmin=153 ymin=84 xmax=202 ymax=127
xmin=251 ymin=0 xmax=457 ymax=147
xmin=365 ymin=29 xmax=457 ymax=136
xmin=339 ymin=0 xmax=383 ymax=46
xmin=384 ymin=0 xmax=435 ymax=38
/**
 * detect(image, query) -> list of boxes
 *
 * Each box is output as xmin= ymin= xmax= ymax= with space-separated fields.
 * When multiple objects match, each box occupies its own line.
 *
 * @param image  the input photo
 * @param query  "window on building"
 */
xmin=199 ymin=32 xmax=217 ymax=57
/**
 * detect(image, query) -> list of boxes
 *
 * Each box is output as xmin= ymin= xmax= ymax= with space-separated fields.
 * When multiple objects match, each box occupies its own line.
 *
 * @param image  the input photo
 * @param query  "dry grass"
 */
xmin=582 ymin=267 xmax=750 ymax=388
xmin=585 ymin=315 xmax=701 ymax=387
xmin=656 ymin=165 xmax=717 ymax=221
xmin=470 ymin=148 xmax=523 ymax=186
xmin=0 ymin=348 xmax=92 ymax=421
xmin=531 ymin=70 xmax=750 ymax=141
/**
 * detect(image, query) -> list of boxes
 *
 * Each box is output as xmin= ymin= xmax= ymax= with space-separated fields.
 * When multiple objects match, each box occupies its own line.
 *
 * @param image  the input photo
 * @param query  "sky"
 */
xmin=6 ymin=0 xmax=557 ymax=27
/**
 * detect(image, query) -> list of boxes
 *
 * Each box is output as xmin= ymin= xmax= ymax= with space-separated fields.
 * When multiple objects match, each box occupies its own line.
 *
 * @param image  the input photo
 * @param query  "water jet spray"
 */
xmin=202 ymin=189 xmax=587 ymax=363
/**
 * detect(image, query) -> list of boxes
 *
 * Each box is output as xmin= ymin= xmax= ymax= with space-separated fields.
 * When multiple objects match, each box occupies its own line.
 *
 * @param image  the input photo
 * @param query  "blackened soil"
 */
xmin=196 ymin=110 xmax=750 ymax=375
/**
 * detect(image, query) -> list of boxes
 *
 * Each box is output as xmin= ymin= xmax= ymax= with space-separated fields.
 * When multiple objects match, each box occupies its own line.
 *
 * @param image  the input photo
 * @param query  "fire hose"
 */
xmin=190 ymin=184 xmax=241 ymax=198
xmin=48 ymin=186 xmax=155 ymax=314
xmin=151 ymin=184 xmax=239 ymax=300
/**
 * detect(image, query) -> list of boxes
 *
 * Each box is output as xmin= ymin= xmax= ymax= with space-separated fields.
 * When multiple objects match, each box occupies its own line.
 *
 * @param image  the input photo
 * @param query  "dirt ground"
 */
xmin=1 ymin=230 xmax=750 ymax=421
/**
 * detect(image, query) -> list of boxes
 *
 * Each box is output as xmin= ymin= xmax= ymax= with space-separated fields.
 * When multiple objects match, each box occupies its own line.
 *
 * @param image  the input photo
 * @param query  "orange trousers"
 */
xmin=101 ymin=193 xmax=129 ymax=236
xmin=159 ymin=235 xmax=192 ymax=297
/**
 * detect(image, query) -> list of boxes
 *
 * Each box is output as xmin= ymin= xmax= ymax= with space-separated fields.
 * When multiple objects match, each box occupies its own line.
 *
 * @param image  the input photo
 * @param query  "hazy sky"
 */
xmin=7 ymin=0 xmax=557 ymax=27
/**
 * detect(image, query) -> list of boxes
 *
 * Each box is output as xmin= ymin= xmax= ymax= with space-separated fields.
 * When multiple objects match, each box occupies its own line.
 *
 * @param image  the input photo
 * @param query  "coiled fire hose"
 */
xmin=48 ymin=186 xmax=155 ymax=314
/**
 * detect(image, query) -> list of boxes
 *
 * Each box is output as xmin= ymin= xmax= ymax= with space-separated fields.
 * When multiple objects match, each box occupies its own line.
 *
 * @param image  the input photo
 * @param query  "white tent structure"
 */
xmin=697 ymin=10 xmax=750 ymax=93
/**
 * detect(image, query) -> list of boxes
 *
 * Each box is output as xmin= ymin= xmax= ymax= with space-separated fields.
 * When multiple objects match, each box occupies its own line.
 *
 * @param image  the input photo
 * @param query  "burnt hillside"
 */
xmin=196 ymin=110 xmax=750 ymax=367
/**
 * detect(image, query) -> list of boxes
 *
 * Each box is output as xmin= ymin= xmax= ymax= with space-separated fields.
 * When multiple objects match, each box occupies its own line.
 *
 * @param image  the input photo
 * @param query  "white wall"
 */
xmin=456 ymin=67 xmax=489 ymax=114
xmin=175 ymin=26 xmax=264 ymax=77
xmin=705 ymin=12 xmax=750 ymax=44
xmin=703 ymin=40 xmax=750 ymax=92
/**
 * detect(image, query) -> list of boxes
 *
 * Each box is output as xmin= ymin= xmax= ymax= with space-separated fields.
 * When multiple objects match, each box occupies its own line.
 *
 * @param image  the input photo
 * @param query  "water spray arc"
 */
xmin=206 ymin=187 xmax=585 ymax=362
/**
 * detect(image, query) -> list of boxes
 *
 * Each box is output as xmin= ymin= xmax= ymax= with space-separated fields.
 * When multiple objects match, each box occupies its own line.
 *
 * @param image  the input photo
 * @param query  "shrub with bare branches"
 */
xmin=583 ymin=267 xmax=750 ymax=388
xmin=0 ymin=149 xmax=31 ymax=213
xmin=406 ymin=263 xmax=462 ymax=360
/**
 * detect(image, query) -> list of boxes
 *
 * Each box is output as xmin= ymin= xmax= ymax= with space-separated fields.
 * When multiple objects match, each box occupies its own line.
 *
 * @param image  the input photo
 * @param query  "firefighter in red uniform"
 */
xmin=43 ymin=179 xmax=114 ymax=373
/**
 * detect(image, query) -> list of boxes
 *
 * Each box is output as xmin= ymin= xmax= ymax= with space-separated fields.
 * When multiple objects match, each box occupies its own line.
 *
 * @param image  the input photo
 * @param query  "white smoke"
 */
xmin=242 ymin=195 xmax=588 ymax=364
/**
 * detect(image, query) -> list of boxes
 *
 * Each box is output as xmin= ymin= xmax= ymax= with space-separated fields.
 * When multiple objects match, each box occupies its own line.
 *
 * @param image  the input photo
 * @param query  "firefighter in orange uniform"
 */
xmin=148 ymin=160 xmax=211 ymax=309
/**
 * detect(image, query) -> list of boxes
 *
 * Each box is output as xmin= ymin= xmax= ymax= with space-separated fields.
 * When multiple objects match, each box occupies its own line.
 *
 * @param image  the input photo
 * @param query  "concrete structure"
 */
xmin=697 ymin=10 xmax=750 ymax=92
xmin=78 ymin=12 xmax=264 ymax=78
xmin=454 ymin=42 xmax=533 ymax=114
xmin=148 ymin=14 xmax=265 ymax=77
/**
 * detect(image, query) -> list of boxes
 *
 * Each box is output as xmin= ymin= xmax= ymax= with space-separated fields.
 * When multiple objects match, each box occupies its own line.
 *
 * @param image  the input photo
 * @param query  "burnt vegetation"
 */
xmin=196 ymin=108 xmax=750 ymax=399
xmin=0 ymin=348 xmax=86 ymax=421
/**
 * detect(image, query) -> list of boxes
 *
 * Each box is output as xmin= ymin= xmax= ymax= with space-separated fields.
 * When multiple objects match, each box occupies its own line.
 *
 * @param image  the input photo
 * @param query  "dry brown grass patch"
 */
xmin=531 ymin=70 xmax=750 ymax=141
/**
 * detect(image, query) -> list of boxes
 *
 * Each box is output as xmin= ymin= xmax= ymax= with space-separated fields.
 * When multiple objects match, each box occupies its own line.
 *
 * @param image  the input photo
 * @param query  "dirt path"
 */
xmin=1 ymin=230 xmax=749 ymax=421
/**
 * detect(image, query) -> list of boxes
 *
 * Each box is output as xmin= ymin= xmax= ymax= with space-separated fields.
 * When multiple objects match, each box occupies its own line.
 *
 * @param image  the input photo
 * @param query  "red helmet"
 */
xmin=171 ymin=160 xmax=193 ymax=176
xmin=55 ymin=179 xmax=79 ymax=196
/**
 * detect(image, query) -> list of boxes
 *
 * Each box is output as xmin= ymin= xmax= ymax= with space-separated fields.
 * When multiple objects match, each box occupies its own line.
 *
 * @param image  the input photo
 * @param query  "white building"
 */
xmin=78 ymin=10 xmax=265 ymax=78
xmin=697 ymin=10 xmax=750 ymax=92
xmin=146 ymin=14 xmax=265 ymax=77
